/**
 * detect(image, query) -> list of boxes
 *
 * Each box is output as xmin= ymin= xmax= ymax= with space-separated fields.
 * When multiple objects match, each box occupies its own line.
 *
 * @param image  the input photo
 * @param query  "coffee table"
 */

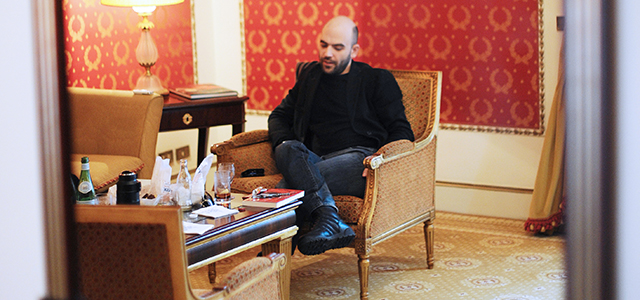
xmin=185 ymin=196 xmax=300 ymax=300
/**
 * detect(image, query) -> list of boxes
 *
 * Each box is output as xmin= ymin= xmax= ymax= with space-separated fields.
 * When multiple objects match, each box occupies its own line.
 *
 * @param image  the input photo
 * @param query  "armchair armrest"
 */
xmin=212 ymin=253 xmax=286 ymax=299
xmin=364 ymin=139 xmax=415 ymax=170
xmin=211 ymin=130 xmax=281 ymax=194
xmin=359 ymin=137 xmax=437 ymax=238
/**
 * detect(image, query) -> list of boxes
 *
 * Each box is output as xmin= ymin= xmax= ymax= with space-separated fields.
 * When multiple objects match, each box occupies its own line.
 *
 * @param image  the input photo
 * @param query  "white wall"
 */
xmin=159 ymin=0 xmax=564 ymax=219
xmin=156 ymin=0 xmax=246 ymax=177
xmin=0 ymin=2 xmax=47 ymax=299
xmin=615 ymin=0 xmax=640 ymax=297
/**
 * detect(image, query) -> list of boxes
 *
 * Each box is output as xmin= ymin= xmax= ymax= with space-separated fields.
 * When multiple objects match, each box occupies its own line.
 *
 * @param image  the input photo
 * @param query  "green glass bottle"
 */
xmin=77 ymin=156 xmax=98 ymax=205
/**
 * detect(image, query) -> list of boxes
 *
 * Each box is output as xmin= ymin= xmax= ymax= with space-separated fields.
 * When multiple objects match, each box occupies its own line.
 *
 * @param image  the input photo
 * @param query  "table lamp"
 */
xmin=101 ymin=0 xmax=184 ymax=94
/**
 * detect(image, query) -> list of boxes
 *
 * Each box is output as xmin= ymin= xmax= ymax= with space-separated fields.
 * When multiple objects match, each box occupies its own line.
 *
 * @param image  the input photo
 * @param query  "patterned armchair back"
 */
xmin=75 ymin=206 xmax=191 ymax=300
xmin=389 ymin=70 xmax=442 ymax=143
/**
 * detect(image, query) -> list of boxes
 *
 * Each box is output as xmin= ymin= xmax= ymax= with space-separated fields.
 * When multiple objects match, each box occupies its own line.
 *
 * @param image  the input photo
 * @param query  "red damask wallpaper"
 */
xmin=63 ymin=0 xmax=194 ymax=90
xmin=244 ymin=0 xmax=543 ymax=134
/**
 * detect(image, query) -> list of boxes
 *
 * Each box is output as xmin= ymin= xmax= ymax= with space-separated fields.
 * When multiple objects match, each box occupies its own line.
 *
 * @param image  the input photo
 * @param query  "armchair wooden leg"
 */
xmin=262 ymin=236 xmax=293 ymax=300
xmin=207 ymin=262 xmax=217 ymax=283
xmin=358 ymin=253 xmax=370 ymax=300
xmin=424 ymin=219 xmax=434 ymax=269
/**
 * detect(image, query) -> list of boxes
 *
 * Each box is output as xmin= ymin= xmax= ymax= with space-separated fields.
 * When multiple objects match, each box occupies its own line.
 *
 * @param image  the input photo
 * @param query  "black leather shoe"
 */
xmin=297 ymin=206 xmax=355 ymax=255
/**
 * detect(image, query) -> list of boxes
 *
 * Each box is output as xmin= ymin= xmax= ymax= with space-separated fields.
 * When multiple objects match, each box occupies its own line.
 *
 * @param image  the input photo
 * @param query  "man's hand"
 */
xmin=362 ymin=168 xmax=368 ymax=177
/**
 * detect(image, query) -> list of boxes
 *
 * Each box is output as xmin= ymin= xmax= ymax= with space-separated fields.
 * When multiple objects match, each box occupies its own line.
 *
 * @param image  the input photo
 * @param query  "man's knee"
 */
xmin=275 ymin=140 xmax=306 ymax=161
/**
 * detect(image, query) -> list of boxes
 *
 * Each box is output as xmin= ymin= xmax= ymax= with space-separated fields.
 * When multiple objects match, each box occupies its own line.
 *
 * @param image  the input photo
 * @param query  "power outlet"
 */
xmin=175 ymin=145 xmax=190 ymax=161
xmin=158 ymin=150 xmax=174 ymax=164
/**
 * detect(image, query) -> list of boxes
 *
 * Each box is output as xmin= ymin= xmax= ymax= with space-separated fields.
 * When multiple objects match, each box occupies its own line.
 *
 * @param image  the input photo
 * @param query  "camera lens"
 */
xmin=117 ymin=171 xmax=141 ymax=205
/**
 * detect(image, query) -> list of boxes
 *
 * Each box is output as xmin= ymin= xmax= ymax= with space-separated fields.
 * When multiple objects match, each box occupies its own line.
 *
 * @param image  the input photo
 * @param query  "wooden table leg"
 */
xmin=197 ymin=127 xmax=210 ymax=165
xmin=262 ymin=236 xmax=293 ymax=300
xmin=232 ymin=123 xmax=244 ymax=136
xmin=207 ymin=262 xmax=217 ymax=284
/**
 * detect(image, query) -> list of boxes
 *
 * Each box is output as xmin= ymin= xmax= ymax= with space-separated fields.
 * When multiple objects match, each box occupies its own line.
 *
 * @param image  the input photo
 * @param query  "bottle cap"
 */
xmin=81 ymin=156 xmax=89 ymax=163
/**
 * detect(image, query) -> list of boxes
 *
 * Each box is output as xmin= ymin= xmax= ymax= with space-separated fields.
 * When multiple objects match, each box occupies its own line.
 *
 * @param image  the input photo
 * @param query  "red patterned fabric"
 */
xmin=63 ymin=0 xmax=194 ymax=90
xmin=244 ymin=0 xmax=542 ymax=133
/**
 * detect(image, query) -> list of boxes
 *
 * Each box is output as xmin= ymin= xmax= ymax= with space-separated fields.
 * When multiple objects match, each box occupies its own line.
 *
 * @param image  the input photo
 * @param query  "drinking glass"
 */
xmin=213 ymin=169 xmax=232 ymax=208
xmin=218 ymin=162 xmax=235 ymax=185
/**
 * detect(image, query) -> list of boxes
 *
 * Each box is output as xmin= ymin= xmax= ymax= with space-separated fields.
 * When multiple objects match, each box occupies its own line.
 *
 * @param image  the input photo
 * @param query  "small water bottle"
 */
xmin=176 ymin=159 xmax=192 ymax=209
xmin=76 ymin=156 xmax=97 ymax=205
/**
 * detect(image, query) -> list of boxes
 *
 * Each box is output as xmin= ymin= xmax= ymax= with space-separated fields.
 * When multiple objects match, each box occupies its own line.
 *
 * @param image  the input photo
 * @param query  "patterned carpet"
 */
xmin=189 ymin=212 xmax=566 ymax=299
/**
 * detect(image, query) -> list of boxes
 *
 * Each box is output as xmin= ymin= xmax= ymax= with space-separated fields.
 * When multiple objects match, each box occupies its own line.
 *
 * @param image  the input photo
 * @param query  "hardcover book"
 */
xmin=241 ymin=188 xmax=304 ymax=208
xmin=170 ymin=83 xmax=238 ymax=100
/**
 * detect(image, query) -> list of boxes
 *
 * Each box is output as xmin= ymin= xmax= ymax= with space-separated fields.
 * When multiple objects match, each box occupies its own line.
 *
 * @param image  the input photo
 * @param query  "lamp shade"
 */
xmin=100 ymin=0 xmax=184 ymax=7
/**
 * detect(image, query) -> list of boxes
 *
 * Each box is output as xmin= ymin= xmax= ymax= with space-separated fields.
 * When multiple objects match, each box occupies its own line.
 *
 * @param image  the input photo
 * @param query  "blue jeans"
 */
xmin=274 ymin=140 xmax=376 ymax=221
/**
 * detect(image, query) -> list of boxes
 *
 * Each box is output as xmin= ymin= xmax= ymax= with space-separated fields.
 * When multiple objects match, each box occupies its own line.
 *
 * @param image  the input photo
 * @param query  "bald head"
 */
xmin=317 ymin=16 xmax=360 ymax=75
xmin=322 ymin=16 xmax=358 ymax=46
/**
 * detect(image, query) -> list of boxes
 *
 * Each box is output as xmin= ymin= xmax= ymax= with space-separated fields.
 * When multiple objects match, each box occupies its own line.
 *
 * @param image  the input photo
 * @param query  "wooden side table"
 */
xmin=160 ymin=94 xmax=249 ymax=164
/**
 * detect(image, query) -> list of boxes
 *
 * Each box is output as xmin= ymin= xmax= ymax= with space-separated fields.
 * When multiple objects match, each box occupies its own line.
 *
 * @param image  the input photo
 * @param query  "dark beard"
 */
xmin=323 ymin=58 xmax=351 ymax=75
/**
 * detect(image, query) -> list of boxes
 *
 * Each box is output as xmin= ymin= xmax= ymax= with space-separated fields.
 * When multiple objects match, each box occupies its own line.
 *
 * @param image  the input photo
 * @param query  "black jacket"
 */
xmin=268 ymin=61 xmax=414 ymax=151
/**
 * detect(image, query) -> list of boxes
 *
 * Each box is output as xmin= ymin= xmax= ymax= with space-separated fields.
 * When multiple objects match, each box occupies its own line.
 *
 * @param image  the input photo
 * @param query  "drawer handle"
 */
xmin=182 ymin=113 xmax=193 ymax=125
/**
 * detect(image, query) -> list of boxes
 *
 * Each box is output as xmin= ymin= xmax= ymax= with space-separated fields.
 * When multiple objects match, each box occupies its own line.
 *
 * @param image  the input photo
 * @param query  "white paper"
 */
xmin=182 ymin=221 xmax=215 ymax=235
xmin=192 ymin=205 xmax=239 ymax=219
xmin=150 ymin=156 xmax=172 ymax=197
xmin=192 ymin=154 xmax=215 ymax=203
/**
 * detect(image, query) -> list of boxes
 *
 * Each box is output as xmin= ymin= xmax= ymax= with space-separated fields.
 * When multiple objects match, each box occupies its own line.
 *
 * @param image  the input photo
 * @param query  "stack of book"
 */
xmin=241 ymin=188 xmax=304 ymax=208
xmin=170 ymin=83 xmax=238 ymax=100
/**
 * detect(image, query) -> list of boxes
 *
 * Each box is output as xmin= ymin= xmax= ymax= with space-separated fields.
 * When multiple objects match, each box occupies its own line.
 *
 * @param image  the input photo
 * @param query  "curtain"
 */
xmin=525 ymin=46 xmax=565 ymax=234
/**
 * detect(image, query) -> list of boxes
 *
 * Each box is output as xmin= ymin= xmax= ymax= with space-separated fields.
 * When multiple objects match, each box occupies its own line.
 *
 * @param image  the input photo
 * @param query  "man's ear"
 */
xmin=351 ymin=43 xmax=360 ymax=59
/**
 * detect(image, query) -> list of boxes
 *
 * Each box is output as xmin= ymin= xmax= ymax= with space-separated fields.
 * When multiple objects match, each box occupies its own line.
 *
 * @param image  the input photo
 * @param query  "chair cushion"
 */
xmin=334 ymin=195 xmax=364 ymax=224
xmin=231 ymin=174 xmax=283 ymax=194
xmin=71 ymin=154 xmax=144 ymax=193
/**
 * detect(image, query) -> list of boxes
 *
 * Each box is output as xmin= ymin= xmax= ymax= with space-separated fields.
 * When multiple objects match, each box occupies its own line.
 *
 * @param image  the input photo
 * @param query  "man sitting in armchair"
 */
xmin=268 ymin=16 xmax=414 ymax=255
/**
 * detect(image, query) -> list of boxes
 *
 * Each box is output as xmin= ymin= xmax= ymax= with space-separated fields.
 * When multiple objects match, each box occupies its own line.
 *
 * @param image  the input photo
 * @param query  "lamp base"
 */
xmin=135 ymin=73 xmax=168 ymax=95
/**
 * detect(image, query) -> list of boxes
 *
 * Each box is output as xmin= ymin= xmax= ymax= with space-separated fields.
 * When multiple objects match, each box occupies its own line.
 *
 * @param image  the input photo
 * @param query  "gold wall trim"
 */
xmin=436 ymin=180 xmax=534 ymax=194
xmin=239 ymin=0 xmax=247 ymax=96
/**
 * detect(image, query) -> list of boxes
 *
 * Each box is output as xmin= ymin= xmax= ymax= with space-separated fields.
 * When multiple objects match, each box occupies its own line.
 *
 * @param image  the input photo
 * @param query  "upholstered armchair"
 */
xmin=211 ymin=69 xmax=442 ymax=300
xmin=75 ymin=205 xmax=287 ymax=300
xmin=68 ymin=87 xmax=164 ymax=192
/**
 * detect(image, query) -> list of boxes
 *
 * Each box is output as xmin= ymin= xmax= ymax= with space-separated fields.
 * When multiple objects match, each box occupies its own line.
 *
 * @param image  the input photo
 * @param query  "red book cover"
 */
xmin=170 ymin=83 xmax=238 ymax=100
xmin=241 ymin=189 xmax=304 ymax=208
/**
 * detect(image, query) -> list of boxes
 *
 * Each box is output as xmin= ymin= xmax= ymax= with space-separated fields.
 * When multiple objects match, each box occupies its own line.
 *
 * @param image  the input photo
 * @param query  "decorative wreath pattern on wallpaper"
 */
xmin=242 ymin=0 xmax=545 ymax=135
xmin=63 ymin=0 xmax=196 ymax=91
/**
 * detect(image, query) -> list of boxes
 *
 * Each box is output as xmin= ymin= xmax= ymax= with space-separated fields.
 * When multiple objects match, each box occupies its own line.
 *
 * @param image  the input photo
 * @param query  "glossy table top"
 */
xmin=183 ymin=193 xmax=300 ymax=267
